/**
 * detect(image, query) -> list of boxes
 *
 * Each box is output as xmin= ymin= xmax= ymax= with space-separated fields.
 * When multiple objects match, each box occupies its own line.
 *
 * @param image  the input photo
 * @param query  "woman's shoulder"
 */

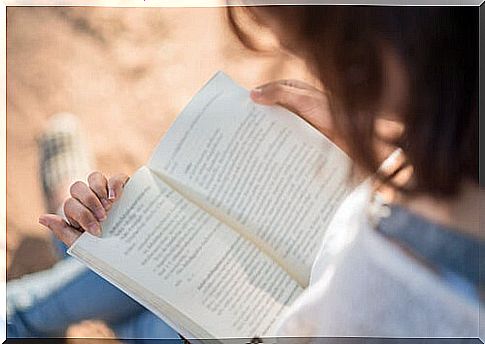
xmin=276 ymin=184 xmax=481 ymax=338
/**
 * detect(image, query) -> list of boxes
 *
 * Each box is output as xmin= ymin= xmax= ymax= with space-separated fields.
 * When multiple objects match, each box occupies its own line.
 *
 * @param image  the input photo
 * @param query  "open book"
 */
xmin=68 ymin=72 xmax=352 ymax=342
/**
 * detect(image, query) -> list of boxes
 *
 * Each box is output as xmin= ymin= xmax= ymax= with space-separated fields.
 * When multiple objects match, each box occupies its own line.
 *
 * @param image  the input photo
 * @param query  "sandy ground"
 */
xmin=6 ymin=6 xmax=314 ymax=299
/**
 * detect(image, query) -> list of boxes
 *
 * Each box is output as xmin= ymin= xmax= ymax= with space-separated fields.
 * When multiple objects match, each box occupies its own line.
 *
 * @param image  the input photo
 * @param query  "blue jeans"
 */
xmin=6 ymin=251 xmax=181 ymax=342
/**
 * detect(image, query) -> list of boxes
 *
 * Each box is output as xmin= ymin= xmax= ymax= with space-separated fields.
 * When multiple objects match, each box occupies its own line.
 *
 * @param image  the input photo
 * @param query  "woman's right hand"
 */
xmin=250 ymin=79 xmax=337 ymax=141
xmin=38 ymin=172 xmax=130 ymax=247
xmin=251 ymin=79 xmax=404 ymax=160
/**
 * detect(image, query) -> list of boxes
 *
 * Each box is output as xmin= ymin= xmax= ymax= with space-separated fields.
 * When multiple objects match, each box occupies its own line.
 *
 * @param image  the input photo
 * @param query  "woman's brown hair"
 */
xmin=228 ymin=6 xmax=478 ymax=198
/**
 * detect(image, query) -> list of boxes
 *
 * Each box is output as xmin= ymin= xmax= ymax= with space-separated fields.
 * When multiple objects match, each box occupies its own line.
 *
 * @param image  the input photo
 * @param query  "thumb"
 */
xmin=250 ymin=81 xmax=306 ymax=110
xmin=250 ymin=80 xmax=334 ymax=139
xmin=250 ymin=80 xmax=322 ymax=117
xmin=39 ymin=214 xmax=81 ymax=247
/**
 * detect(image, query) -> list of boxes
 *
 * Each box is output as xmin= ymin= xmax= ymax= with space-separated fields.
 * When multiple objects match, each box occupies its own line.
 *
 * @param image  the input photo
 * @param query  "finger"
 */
xmin=250 ymin=81 xmax=317 ymax=113
xmin=375 ymin=118 xmax=404 ymax=143
xmin=67 ymin=216 xmax=82 ymax=230
xmin=87 ymin=171 xmax=110 ymax=210
xmin=108 ymin=173 xmax=130 ymax=201
xmin=64 ymin=197 xmax=102 ymax=236
xmin=251 ymin=80 xmax=333 ymax=135
xmin=39 ymin=214 xmax=82 ymax=247
xmin=258 ymin=79 xmax=318 ymax=91
xmin=70 ymin=181 xmax=107 ymax=222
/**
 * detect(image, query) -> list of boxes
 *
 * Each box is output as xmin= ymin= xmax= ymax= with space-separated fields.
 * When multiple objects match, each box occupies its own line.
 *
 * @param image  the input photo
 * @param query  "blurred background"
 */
xmin=6 ymin=7 xmax=315 ymax=280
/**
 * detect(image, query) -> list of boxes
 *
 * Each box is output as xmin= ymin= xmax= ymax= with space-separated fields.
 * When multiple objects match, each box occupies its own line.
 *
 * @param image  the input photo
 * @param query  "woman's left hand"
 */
xmin=38 ymin=172 xmax=129 ymax=247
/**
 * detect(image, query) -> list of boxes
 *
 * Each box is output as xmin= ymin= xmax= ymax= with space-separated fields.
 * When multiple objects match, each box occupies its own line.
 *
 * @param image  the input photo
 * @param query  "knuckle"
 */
xmin=63 ymin=198 xmax=76 ymax=215
xmin=85 ymin=194 xmax=100 ymax=208
xmin=79 ymin=210 xmax=94 ymax=225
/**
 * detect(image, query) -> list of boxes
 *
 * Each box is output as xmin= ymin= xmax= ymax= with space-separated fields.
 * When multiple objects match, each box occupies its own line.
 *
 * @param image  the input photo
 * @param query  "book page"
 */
xmin=69 ymin=166 xmax=303 ymax=339
xmin=149 ymin=72 xmax=352 ymax=284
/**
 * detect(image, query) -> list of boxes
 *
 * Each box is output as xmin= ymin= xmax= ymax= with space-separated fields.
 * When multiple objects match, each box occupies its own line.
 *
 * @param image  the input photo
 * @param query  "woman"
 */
xmin=15 ymin=5 xmax=483 ymax=340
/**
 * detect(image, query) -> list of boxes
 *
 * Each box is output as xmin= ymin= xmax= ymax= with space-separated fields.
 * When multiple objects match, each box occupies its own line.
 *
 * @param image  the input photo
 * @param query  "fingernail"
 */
xmin=87 ymin=222 xmax=102 ymax=236
xmin=251 ymin=88 xmax=262 ymax=97
xmin=95 ymin=208 xmax=107 ymax=221
xmin=38 ymin=216 xmax=49 ymax=227
xmin=108 ymin=187 xmax=116 ymax=200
